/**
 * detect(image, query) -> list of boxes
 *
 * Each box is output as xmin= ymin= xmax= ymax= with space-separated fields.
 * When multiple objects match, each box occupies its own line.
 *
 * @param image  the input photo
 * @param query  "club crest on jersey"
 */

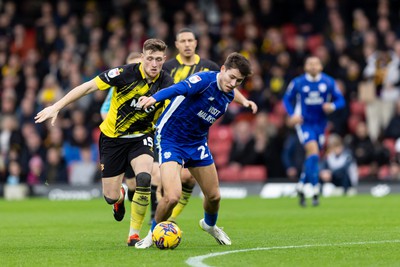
xmin=189 ymin=75 xmax=201 ymax=84
xmin=164 ymin=151 xmax=171 ymax=159
xmin=108 ymin=68 xmax=121 ymax=78
xmin=318 ymin=83 xmax=327 ymax=92
xmin=302 ymin=86 xmax=310 ymax=92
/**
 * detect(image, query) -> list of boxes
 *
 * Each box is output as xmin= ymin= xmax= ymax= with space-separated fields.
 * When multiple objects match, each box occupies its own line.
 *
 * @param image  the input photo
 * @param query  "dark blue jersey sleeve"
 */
xmin=283 ymin=80 xmax=298 ymax=116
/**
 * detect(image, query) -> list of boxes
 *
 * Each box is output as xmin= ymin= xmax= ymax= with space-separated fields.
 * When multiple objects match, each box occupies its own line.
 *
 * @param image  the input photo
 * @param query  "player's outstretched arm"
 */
xmin=35 ymin=80 xmax=98 ymax=126
xmin=233 ymin=88 xmax=258 ymax=114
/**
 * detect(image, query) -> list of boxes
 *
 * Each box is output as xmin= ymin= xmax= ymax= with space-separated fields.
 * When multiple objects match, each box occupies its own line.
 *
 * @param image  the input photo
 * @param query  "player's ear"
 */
xmin=220 ymin=65 xmax=226 ymax=72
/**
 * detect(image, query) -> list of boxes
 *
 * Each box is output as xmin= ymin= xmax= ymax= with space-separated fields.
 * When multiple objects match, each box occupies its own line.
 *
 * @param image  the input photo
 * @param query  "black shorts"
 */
xmin=99 ymin=133 xmax=154 ymax=178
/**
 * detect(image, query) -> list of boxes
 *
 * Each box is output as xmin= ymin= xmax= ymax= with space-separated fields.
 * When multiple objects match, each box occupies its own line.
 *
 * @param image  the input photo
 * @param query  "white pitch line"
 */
xmin=186 ymin=239 xmax=400 ymax=267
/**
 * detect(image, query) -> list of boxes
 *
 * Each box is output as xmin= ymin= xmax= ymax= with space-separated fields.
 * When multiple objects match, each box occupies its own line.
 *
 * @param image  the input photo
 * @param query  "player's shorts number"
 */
xmin=197 ymin=145 xmax=209 ymax=160
xmin=143 ymin=136 xmax=154 ymax=147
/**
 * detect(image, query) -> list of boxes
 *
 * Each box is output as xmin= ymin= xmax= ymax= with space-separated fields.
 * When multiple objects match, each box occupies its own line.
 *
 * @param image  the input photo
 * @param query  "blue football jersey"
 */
xmin=283 ymin=73 xmax=345 ymax=125
xmin=152 ymin=71 xmax=234 ymax=145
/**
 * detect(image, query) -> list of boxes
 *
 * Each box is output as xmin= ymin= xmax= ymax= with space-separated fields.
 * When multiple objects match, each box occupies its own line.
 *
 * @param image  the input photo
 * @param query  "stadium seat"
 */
xmin=306 ymin=34 xmax=323 ymax=53
xmin=382 ymin=138 xmax=396 ymax=160
xmin=218 ymin=166 xmax=241 ymax=182
xmin=358 ymin=165 xmax=371 ymax=179
xmin=213 ymin=153 xmax=230 ymax=168
xmin=349 ymin=100 xmax=365 ymax=118
xmin=240 ymin=165 xmax=267 ymax=182
xmin=347 ymin=114 xmax=362 ymax=134
xmin=378 ymin=165 xmax=390 ymax=180
xmin=273 ymin=100 xmax=287 ymax=117
xmin=268 ymin=113 xmax=285 ymax=128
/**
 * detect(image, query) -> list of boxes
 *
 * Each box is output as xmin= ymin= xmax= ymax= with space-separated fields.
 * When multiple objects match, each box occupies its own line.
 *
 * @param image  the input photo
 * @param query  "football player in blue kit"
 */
xmin=283 ymin=56 xmax=345 ymax=207
xmin=135 ymin=52 xmax=257 ymax=248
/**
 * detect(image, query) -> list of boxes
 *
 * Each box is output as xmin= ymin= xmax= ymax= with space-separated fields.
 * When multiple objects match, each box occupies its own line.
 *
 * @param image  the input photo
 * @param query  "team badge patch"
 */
xmin=189 ymin=75 xmax=201 ymax=84
xmin=108 ymin=68 xmax=121 ymax=78
xmin=164 ymin=151 xmax=172 ymax=159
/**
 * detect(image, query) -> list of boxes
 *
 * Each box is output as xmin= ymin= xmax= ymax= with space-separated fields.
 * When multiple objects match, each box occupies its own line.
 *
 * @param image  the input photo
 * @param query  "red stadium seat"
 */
xmin=358 ymin=165 xmax=371 ymax=179
xmin=218 ymin=166 xmax=241 ymax=182
xmin=383 ymin=138 xmax=396 ymax=160
xmin=347 ymin=115 xmax=362 ymax=134
xmin=350 ymin=100 xmax=365 ymax=118
xmin=378 ymin=165 xmax=390 ymax=180
xmin=240 ymin=165 xmax=267 ymax=182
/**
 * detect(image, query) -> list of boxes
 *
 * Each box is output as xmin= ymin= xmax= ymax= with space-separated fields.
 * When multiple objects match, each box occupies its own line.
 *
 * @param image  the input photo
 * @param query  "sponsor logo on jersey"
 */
xmin=164 ymin=151 xmax=171 ymax=159
xmin=189 ymin=75 xmax=201 ymax=84
xmin=108 ymin=68 xmax=121 ymax=78
xmin=208 ymin=97 xmax=214 ymax=101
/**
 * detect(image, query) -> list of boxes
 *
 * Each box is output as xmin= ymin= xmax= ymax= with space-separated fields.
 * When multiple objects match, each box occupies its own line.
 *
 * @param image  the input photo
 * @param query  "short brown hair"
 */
xmin=224 ymin=52 xmax=252 ymax=77
xmin=143 ymin=39 xmax=167 ymax=53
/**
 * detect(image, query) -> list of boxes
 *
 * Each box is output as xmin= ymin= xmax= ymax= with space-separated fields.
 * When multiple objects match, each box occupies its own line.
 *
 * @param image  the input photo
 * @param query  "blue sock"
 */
xmin=305 ymin=154 xmax=319 ymax=186
xmin=151 ymin=219 xmax=157 ymax=232
xmin=204 ymin=212 xmax=218 ymax=227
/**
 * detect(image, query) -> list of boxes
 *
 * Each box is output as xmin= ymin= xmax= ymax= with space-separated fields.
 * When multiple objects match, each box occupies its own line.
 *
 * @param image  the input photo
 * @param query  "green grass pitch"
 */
xmin=1 ymin=195 xmax=399 ymax=267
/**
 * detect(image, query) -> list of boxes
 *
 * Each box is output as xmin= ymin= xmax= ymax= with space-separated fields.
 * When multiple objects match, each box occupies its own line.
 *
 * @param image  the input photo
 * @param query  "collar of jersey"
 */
xmin=176 ymin=54 xmax=200 ymax=65
xmin=139 ymin=62 xmax=160 ymax=83
xmin=305 ymin=73 xmax=322 ymax=82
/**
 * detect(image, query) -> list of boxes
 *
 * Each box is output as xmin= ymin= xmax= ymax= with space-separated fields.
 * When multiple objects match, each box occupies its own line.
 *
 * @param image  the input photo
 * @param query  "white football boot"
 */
xmin=135 ymin=230 xmax=153 ymax=249
xmin=199 ymin=219 xmax=231 ymax=245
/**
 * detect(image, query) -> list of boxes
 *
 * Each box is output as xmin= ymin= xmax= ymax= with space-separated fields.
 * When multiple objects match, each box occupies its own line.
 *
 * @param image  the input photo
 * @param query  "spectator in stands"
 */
xmin=362 ymin=48 xmax=399 ymax=142
xmin=347 ymin=120 xmax=390 ymax=179
xmin=43 ymin=146 xmax=68 ymax=185
xmin=384 ymin=99 xmax=400 ymax=140
xmin=320 ymin=134 xmax=358 ymax=194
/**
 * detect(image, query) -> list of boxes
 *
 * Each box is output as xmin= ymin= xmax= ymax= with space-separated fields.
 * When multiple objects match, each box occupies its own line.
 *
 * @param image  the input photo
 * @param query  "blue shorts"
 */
xmin=157 ymin=138 xmax=214 ymax=168
xmin=295 ymin=123 xmax=326 ymax=148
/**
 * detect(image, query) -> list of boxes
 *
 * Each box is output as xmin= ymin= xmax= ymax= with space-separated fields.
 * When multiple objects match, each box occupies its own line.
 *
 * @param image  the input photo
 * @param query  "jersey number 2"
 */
xmin=197 ymin=145 xmax=209 ymax=159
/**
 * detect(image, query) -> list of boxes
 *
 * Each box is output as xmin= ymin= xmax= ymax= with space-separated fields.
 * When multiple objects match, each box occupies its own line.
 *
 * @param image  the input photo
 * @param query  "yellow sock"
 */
xmin=130 ymin=186 xmax=150 ymax=235
xmin=169 ymin=186 xmax=193 ymax=222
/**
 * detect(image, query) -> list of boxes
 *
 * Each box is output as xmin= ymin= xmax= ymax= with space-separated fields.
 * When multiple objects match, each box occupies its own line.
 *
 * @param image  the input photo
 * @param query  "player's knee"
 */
xmin=205 ymin=193 xmax=220 ymax=205
xmin=104 ymin=195 xmax=118 ymax=205
xmin=136 ymin=172 xmax=151 ymax=187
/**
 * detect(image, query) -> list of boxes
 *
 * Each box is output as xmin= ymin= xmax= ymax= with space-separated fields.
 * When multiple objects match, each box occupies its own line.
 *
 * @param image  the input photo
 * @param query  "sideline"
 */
xmin=186 ymin=239 xmax=400 ymax=267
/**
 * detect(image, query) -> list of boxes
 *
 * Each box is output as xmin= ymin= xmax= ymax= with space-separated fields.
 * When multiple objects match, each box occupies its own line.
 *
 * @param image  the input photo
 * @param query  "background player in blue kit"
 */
xmin=283 ymin=56 xmax=345 ymax=207
xmin=135 ymin=52 xmax=257 ymax=248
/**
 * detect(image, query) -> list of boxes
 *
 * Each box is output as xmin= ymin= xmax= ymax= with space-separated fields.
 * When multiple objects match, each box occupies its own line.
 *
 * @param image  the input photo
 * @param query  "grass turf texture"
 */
xmin=1 ymin=195 xmax=399 ymax=267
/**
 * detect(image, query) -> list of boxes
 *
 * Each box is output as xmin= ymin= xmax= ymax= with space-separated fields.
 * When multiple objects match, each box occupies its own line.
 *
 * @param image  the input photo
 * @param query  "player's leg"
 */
xmin=102 ymin=174 xmax=126 ymax=221
xmin=154 ymin=161 xmax=183 ymax=223
xmin=127 ymin=153 xmax=153 ymax=245
xmin=99 ymin=133 xmax=129 ymax=221
xmin=124 ymin=167 xmax=136 ymax=201
xmin=135 ymin=161 xmax=182 ymax=249
xmin=303 ymin=140 xmax=320 ymax=206
xmin=190 ymin=164 xmax=231 ymax=245
xmin=168 ymin=168 xmax=196 ymax=222
xmin=149 ymin=162 xmax=161 ymax=223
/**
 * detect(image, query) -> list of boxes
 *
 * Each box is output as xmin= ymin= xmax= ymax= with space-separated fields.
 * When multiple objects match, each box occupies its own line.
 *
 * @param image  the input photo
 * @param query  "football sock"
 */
xmin=169 ymin=183 xmax=194 ymax=221
xmin=305 ymin=154 xmax=319 ymax=186
xmin=151 ymin=219 xmax=157 ymax=232
xmin=129 ymin=186 xmax=150 ymax=236
xmin=297 ymin=173 xmax=306 ymax=193
xmin=204 ymin=212 xmax=218 ymax=227
xmin=150 ymin=185 xmax=158 ymax=220
xmin=127 ymin=189 xmax=135 ymax=202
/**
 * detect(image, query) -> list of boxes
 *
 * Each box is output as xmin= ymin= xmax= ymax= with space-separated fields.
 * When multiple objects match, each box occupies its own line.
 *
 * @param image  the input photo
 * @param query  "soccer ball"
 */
xmin=152 ymin=221 xmax=182 ymax=249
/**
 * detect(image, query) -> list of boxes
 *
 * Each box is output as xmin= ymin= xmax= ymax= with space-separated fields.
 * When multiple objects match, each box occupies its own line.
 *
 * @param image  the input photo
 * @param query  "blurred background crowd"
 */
xmin=1 ymin=0 xmax=400 ymax=190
